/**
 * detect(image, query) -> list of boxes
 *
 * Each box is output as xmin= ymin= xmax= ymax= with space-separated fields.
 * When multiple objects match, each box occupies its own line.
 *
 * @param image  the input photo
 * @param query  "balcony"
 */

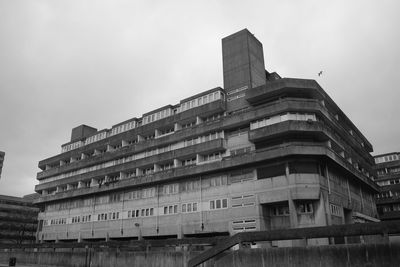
xmin=34 ymin=142 xmax=379 ymax=204
xmin=35 ymin=138 xmax=227 ymax=191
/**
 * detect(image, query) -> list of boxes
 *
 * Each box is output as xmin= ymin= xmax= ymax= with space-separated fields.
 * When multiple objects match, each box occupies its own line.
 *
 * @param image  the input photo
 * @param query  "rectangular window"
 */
xmin=216 ymin=199 xmax=221 ymax=209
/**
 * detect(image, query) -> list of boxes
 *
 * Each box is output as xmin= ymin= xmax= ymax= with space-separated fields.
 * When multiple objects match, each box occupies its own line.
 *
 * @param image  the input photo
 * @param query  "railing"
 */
xmin=0 ymin=236 xmax=227 ymax=250
xmin=188 ymin=220 xmax=400 ymax=267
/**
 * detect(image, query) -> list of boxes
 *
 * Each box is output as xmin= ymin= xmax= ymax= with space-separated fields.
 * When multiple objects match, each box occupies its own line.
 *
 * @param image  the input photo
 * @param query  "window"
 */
xmin=163 ymin=204 xmax=178 ymax=215
xmin=272 ymin=205 xmax=289 ymax=216
xmin=298 ymin=202 xmax=313 ymax=214
xmin=209 ymin=198 xmax=228 ymax=210
xmin=162 ymin=184 xmax=179 ymax=195
xmin=330 ymin=204 xmax=341 ymax=217
xmin=182 ymin=202 xmax=198 ymax=213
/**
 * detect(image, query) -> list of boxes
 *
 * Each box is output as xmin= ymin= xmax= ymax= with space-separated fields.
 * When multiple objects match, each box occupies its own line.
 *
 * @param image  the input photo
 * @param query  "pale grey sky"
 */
xmin=0 ymin=0 xmax=399 ymax=196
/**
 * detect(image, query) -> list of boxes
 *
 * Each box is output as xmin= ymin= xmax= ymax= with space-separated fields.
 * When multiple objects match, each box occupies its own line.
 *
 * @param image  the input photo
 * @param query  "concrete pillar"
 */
xmin=90 ymin=178 xmax=97 ymax=187
xmin=106 ymin=145 xmax=113 ymax=152
xmin=60 ymin=160 xmax=65 ymax=166
xmin=67 ymin=184 xmax=72 ymax=191
xmin=122 ymin=140 xmax=128 ymax=147
xmin=120 ymin=172 xmax=127 ymax=180
xmin=174 ymin=123 xmax=182 ymax=131
xmin=154 ymin=164 xmax=160 ymax=172
xmin=174 ymin=159 xmax=181 ymax=168
xmin=42 ymin=190 xmax=48 ymax=196
xmin=326 ymin=140 xmax=331 ymax=148
xmin=155 ymin=129 xmax=161 ymax=138
xmin=45 ymin=165 xmax=51 ymax=170
xmin=94 ymin=149 xmax=100 ymax=156
xmin=137 ymin=135 xmax=144 ymax=142
xmin=285 ymin=163 xmax=298 ymax=228
xmin=136 ymin=168 xmax=141 ymax=177
xmin=81 ymin=153 xmax=88 ymax=160
xmin=196 ymin=116 xmax=203 ymax=125
xmin=196 ymin=154 xmax=202 ymax=164
xmin=78 ymin=181 xmax=83 ymax=188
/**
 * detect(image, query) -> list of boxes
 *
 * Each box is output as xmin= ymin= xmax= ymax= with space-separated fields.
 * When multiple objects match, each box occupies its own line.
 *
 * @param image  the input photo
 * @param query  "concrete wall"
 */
xmin=1 ymin=243 xmax=399 ymax=267
xmin=0 ymin=248 xmax=208 ymax=267
xmin=214 ymin=243 xmax=400 ymax=267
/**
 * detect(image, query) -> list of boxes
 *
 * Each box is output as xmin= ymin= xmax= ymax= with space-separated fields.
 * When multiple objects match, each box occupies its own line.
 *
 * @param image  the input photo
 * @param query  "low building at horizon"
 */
xmin=34 ymin=29 xmax=379 ymax=245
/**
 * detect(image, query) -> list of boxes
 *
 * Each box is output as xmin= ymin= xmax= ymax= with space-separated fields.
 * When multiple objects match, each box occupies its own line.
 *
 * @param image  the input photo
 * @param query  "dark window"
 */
xmin=289 ymin=162 xmax=319 ymax=174
xmin=257 ymin=164 xmax=286 ymax=179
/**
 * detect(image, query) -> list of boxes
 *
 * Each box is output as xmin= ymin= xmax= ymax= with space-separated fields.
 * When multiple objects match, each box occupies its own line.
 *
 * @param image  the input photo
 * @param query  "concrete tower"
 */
xmin=222 ymin=29 xmax=266 ymax=112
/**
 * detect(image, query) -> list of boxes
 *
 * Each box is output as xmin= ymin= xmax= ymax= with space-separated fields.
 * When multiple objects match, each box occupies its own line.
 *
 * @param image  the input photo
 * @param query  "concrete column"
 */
xmin=137 ymin=135 xmax=144 ymax=142
xmin=360 ymin=186 xmax=364 ymax=211
xmin=154 ymin=164 xmax=160 ymax=172
xmin=60 ymin=160 xmax=65 ymax=166
xmin=196 ymin=154 xmax=202 ymax=164
xmin=120 ymin=172 xmax=127 ymax=180
xmin=155 ymin=129 xmax=161 ymax=138
xmin=67 ymin=184 xmax=72 ymax=191
xmin=106 ymin=145 xmax=113 ymax=152
xmin=94 ymin=149 xmax=100 ymax=156
xmin=325 ymin=140 xmax=331 ymax=148
xmin=122 ymin=140 xmax=128 ymax=147
xmin=90 ymin=178 xmax=97 ymax=187
xmin=78 ymin=181 xmax=83 ymax=188
xmin=174 ymin=159 xmax=181 ymax=168
xmin=81 ymin=153 xmax=88 ymax=160
xmin=196 ymin=116 xmax=203 ymax=125
xmin=285 ymin=163 xmax=298 ymax=228
xmin=42 ymin=190 xmax=48 ymax=196
xmin=174 ymin=123 xmax=182 ymax=131
xmin=325 ymin=164 xmax=331 ymax=195
xmin=136 ymin=168 xmax=141 ymax=177
xmin=45 ymin=165 xmax=51 ymax=170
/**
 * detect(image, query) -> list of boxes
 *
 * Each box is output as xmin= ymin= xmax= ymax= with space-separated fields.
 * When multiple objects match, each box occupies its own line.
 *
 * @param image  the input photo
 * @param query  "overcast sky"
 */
xmin=0 ymin=0 xmax=399 ymax=197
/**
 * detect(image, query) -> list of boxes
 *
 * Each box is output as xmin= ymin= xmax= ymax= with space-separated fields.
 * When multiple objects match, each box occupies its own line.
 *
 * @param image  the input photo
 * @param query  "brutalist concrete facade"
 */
xmin=374 ymin=152 xmax=400 ymax=220
xmin=34 ymin=29 xmax=379 ymax=245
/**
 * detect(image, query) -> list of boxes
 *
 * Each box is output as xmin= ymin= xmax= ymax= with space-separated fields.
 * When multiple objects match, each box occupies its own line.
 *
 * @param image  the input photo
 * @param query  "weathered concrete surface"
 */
xmin=0 ymin=243 xmax=399 ymax=267
xmin=212 ymin=243 xmax=400 ymax=267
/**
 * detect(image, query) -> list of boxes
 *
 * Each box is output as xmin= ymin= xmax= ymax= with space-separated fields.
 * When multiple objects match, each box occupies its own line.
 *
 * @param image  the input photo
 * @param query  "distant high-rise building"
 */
xmin=34 ymin=29 xmax=379 ymax=245
xmin=0 ymin=151 xmax=4 ymax=179
xmin=0 ymin=194 xmax=39 ymax=244
xmin=373 ymin=152 xmax=400 ymax=220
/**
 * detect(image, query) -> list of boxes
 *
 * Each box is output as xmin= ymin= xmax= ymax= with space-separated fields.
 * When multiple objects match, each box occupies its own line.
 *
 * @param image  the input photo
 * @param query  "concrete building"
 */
xmin=374 ymin=152 xmax=400 ymax=220
xmin=0 ymin=151 xmax=4 ymax=179
xmin=0 ymin=194 xmax=39 ymax=244
xmin=34 ymin=29 xmax=379 ymax=244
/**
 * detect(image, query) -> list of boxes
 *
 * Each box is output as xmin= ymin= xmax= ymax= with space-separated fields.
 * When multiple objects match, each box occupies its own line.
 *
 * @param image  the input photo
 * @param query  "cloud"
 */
xmin=0 ymin=0 xmax=400 ymax=196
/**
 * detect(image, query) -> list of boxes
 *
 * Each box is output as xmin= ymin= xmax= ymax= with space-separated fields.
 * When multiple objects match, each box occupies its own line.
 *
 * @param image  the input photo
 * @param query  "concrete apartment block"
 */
xmin=34 ymin=29 xmax=379 ymax=245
